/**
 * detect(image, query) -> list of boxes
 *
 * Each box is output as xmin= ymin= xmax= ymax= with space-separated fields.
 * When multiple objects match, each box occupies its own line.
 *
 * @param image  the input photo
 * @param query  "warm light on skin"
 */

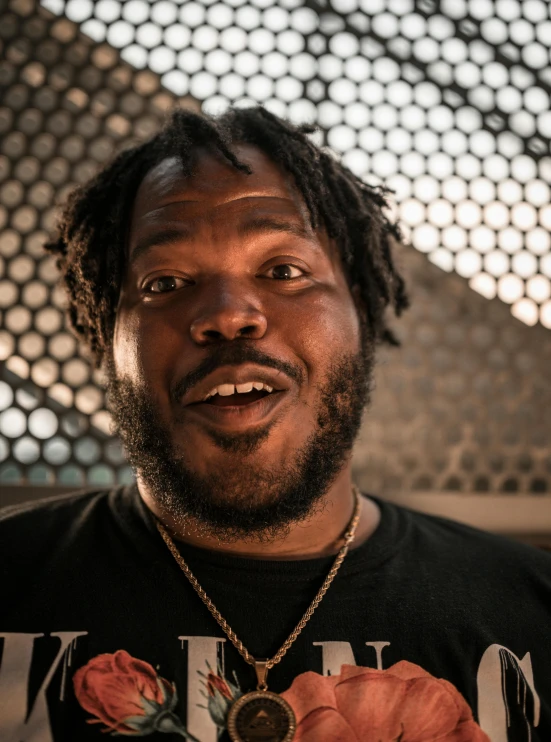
xmin=112 ymin=144 xmax=380 ymax=558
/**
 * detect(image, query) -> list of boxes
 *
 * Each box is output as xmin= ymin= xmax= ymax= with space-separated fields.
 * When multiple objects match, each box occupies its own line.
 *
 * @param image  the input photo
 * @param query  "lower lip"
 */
xmin=183 ymin=391 xmax=289 ymax=429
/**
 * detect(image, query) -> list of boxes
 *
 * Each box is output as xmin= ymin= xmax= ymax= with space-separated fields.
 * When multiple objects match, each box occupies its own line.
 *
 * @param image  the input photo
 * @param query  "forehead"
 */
xmin=131 ymin=144 xmax=311 ymax=224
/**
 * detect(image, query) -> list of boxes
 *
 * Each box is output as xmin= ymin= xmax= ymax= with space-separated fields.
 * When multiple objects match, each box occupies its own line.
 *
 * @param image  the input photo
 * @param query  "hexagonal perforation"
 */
xmin=34 ymin=0 xmax=551 ymax=329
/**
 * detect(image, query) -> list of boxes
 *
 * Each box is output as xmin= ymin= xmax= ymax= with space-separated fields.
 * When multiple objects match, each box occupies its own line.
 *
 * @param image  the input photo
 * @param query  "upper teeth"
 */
xmin=203 ymin=381 xmax=274 ymax=401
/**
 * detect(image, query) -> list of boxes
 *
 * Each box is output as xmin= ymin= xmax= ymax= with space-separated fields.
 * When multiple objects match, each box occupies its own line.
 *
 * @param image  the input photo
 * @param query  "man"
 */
xmin=0 ymin=107 xmax=549 ymax=742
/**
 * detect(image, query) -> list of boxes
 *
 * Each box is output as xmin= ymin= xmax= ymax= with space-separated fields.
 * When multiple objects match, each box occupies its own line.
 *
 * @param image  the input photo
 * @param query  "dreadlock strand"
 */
xmin=231 ymin=108 xmax=322 ymax=230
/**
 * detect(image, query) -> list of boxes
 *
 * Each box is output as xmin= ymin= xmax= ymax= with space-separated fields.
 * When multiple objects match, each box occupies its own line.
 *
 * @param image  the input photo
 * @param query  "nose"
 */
xmin=189 ymin=282 xmax=268 ymax=345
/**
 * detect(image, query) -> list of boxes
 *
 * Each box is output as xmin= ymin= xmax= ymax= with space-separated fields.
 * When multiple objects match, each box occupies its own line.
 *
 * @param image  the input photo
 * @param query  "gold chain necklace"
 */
xmin=156 ymin=485 xmax=362 ymax=742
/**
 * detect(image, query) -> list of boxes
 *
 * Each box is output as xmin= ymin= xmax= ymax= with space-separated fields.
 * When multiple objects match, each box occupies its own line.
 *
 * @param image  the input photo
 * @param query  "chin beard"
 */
xmin=106 ymin=340 xmax=375 ymax=543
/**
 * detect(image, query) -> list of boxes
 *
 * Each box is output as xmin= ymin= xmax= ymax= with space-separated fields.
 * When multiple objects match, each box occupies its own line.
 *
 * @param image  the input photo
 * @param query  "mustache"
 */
xmin=170 ymin=342 xmax=304 ymax=405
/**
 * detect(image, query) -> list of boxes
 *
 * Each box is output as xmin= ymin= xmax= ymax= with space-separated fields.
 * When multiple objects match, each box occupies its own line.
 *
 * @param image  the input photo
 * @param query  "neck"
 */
xmin=138 ymin=467 xmax=380 ymax=560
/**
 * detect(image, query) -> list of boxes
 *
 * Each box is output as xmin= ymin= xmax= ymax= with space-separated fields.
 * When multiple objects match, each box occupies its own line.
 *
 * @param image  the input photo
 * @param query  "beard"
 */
xmin=106 ymin=330 xmax=375 ymax=543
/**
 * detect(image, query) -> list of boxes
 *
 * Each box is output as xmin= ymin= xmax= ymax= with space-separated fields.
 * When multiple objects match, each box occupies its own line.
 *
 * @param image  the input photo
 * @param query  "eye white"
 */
xmin=146 ymin=276 xmax=186 ymax=293
xmin=269 ymin=264 xmax=304 ymax=279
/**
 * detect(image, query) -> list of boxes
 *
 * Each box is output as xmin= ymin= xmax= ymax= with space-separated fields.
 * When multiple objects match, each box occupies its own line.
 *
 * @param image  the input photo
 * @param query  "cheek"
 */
xmin=112 ymin=305 xmax=183 ymax=388
xmin=290 ymin=290 xmax=361 ymax=363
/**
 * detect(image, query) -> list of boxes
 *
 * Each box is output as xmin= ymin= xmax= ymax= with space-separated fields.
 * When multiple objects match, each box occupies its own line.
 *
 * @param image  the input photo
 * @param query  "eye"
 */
xmin=267 ymin=264 xmax=307 ymax=281
xmin=144 ymin=276 xmax=187 ymax=294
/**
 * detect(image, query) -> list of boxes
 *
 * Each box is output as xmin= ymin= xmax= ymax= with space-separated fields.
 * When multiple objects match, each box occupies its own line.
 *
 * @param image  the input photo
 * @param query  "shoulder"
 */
xmin=392 ymin=498 xmax=551 ymax=576
xmin=0 ymin=488 xmax=137 ymax=614
xmin=0 ymin=489 xmax=115 ymax=557
xmin=372 ymin=494 xmax=551 ymax=574
xmin=0 ymin=487 xmax=112 ymax=522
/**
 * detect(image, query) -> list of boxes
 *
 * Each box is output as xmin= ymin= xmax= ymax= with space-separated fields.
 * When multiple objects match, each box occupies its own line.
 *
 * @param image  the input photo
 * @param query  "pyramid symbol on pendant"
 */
xmin=251 ymin=709 xmax=275 ymax=728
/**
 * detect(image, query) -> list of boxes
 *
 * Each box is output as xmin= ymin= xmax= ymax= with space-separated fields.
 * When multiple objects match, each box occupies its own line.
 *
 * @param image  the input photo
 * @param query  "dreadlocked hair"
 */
xmin=45 ymin=105 xmax=409 ymax=367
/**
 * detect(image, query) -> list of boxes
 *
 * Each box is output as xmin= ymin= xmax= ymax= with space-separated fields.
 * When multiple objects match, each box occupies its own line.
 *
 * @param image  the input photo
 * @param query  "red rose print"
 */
xmin=280 ymin=661 xmax=491 ymax=742
xmin=206 ymin=671 xmax=234 ymax=701
xmin=73 ymin=650 xmax=196 ymax=739
xmin=198 ymin=660 xmax=243 ymax=730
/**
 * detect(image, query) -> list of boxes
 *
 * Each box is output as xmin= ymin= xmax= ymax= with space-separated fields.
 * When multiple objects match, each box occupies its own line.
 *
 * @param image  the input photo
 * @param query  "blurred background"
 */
xmin=0 ymin=0 xmax=550 ymax=546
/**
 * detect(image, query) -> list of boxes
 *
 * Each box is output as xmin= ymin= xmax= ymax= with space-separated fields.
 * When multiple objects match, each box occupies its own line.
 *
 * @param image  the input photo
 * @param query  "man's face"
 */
xmin=109 ymin=144 xmax=374 ymax=540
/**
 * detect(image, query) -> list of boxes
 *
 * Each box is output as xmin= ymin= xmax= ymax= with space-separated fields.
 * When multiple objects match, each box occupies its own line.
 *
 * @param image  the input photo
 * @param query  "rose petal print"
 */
xmin=85 ymin=675 xmax=144 ymax=721
xmin=73 ymin=656 xmax=106 ymax=702
xmin=333 ymin=663 xmax=480 ymax=741
xmin=74 ymin=670 xmax=122 ymax=721
xmin=207 ymin=672 xmax=233 ymax=700
xmin=73 ymin=651 xmax=189 ymax=738
xmin=114 ymin=650 xmax=155 ymax=679
xmin=280 ymin=671 xmax=340 ymax=726
xmin=80 ymin=674 xmax=145 ymax=725
xmin=113 ymin=650 xmax=145 ymax=672
xmin=337 ymin=664 xmax=393 ymax=682
xmin=281 ymin=662 xmax=490 ymax=742
xmin=74 ymin=653 xmax=158 ymax=729
xmin=115 ymin=652 xmax=162 ymax=698
xmin=294 ymin=707 xmax=359 ymax=742
xmin=74 ymin=653 xmax=133 ymax=716
xmin=158 ymin=677 xmax=174 ymax=705
xmin=389 ymin=678 xmax=467 ymax=741
xmin=366 ymin=660 xmax=434 ymax=682
xmin=334 ymin=674 xmax=406 ymax=739
xmin=436 ymin=678 xmax=474 ymax=724
xmin=135 ymin=671 xmax=162 ymax=705
xmin=112 ymin=650 xmax=164 ymax=705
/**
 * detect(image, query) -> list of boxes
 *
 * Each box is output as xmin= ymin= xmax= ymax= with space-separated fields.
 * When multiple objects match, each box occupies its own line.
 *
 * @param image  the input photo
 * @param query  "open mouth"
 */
xmin=185 ymin=389 xmax=288 ymax=428
xmin=194 ymin=389 xmax=272 ymax=407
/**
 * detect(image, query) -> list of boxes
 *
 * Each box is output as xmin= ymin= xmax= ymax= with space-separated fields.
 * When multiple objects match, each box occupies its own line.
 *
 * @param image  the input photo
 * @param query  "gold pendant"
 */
xmin=227 ymin=660 xmax=296 ymax=742
xmin=227 ymin=690 xmax=296 ymax=742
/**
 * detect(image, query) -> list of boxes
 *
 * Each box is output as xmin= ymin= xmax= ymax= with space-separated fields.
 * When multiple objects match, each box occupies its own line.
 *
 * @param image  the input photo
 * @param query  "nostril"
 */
xmin=238 ymin=326 xmax=257 ymax=336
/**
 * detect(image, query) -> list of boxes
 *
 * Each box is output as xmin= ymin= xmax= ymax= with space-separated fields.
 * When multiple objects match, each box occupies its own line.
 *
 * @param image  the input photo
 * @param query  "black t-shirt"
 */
xmin=0 ymin=485 xmax=550 ymax=742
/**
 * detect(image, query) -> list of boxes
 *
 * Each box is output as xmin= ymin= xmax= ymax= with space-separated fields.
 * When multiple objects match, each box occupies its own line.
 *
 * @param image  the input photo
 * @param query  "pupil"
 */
xmin=274 ymin=265 xmax=292 ymax=280
xmin=158 ymin=277 xmax=176 ymax=292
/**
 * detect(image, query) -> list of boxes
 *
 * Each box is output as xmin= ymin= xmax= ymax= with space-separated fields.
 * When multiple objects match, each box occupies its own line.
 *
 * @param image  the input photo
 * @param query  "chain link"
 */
xmin=156 ymin=485 xmax=362 ymax=671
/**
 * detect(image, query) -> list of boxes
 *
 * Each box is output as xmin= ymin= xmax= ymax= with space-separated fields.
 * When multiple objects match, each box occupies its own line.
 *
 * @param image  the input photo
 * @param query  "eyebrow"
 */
xmin=129 ymin=216 xmax=316 ymax=265
xmin=239 ymin=216 xmax=313 ymax=241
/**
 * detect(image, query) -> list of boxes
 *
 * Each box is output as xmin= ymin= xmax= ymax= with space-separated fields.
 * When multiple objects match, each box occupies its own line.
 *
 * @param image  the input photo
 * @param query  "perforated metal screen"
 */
xmin=38 ymin=0 xmax=551 ymax=326
xmin=0 ymin=0 xmax=550 ymax=495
